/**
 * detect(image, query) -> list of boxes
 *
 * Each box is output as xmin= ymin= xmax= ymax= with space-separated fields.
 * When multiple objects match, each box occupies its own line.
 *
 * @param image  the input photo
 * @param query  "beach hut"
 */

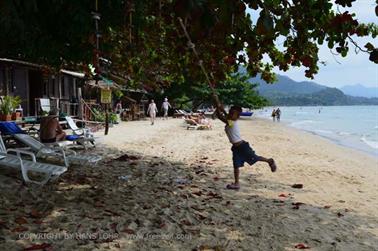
xmin=0 ymin=58 xmax=86 ymax=117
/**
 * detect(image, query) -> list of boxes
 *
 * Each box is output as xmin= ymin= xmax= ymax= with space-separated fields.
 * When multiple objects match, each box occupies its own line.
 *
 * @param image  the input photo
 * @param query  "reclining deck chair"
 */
xmin=13 ymin=134 xmax=101 ymax=166
xmin=65 ymin=116 xmax=95 ymax=148
xmin=0 ymin=136 xmax=67 ymax=185
xmin=184 ymin=119 xmax=211 ymax=130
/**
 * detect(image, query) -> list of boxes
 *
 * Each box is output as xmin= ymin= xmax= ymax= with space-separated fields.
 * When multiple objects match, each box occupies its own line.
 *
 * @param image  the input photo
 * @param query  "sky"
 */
xmin=247 ymin=0 xmax=378 ymax=88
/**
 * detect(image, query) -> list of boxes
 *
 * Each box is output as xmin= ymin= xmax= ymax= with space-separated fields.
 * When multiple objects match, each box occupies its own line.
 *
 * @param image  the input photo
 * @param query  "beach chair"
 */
xmin=39 ymin=98 xmax=51 ymax=114
xmin=0 ymin=136 xmax=67 ymax=185
xmin=184 ymin=119 xmax=211 ymax=130
xmin=65 ymin=116 xmax=95 ymax=148
xmin=13 ymin=134 xmax=102 ymax=166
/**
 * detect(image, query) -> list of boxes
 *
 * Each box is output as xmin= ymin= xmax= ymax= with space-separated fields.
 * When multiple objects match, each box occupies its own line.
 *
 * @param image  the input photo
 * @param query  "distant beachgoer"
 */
xmin=147 ymin=99 xmax=158 ymax=125
xmin=276 ymin=108 xmax=281 ymax=122
xmin=40 ymin=109 xmax=66 ymax=143
xmin=271 ymin=109 xmax=276 ymax=121
xmin=115 ymin=100 xmax=123 ymax=114
xmin=215 ymin=105 xmax=277 ymax=190
xmin=161 ymin=97 xmax=172 ymax=120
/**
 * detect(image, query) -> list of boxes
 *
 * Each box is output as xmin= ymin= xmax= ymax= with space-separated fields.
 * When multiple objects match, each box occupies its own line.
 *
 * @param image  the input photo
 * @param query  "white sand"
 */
xmin=0 ymin=117 xmax=377 ymax=250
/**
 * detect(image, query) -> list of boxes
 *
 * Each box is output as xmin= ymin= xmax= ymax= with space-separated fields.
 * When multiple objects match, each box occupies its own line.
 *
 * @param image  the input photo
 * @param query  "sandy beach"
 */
xmin=0 ymin=117 xmax=377 ymax=251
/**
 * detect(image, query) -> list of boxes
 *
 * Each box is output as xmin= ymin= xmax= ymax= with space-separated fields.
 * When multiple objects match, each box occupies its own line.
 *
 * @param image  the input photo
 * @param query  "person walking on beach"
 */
xmin=271 ymin=109 xmax=276 ymax=121
xmin=216 ymin=105 xmax=277 ymax=190
xmin=161 ymin=97 xmax=172 ymax=120
xmin=276 ymin=108 xmax=281 ymax=122
xmin=147 ymin=99 xmax=158 ymax=125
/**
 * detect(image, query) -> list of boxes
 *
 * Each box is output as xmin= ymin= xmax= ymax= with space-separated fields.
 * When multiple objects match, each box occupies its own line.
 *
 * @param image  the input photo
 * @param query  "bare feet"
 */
xmin=268 ymin=158 xmax=277 ymax=172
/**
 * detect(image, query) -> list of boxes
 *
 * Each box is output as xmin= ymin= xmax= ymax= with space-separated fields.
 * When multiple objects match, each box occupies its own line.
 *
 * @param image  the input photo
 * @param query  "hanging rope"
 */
xmin=177 ymin=17 xmax=224 ymax=111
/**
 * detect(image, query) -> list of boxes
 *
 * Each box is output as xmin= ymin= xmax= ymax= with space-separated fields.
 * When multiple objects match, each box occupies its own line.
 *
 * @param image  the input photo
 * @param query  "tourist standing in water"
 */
xmin=271 ymin=109 xmax=276 ymax=122
xmin=276 ymin=108 xmax=281 ymax=122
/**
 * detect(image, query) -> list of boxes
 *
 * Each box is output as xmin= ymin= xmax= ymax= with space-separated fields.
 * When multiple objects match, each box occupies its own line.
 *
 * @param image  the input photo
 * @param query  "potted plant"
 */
xmin=11 ymin=96 xmax=22 ymax=120
xmin=0 ymin=96 xmax=22 ymax=121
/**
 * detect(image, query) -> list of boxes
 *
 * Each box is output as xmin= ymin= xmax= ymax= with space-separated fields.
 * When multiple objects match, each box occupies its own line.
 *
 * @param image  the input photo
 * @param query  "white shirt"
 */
xmin=225 ymin=120 xmax=243 ymax=144
xmin=162 ymin=101 xmax=171 ymax=110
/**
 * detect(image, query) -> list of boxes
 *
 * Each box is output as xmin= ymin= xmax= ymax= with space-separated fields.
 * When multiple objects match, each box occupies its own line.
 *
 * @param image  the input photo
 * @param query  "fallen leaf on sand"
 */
xmin=291 ymin=184 xmax=304 ymax=189
xmin=213 ymin=176 xmax=219 ymax=181
xmin=181 ymin=219 xmax=192 ymax=226
xmin=104 ymin=209 xmax=121 ymax=216
xmin=15 ymin=217 xmax=28 ymax=225
xmin=12 ymin=226 xmax=28 ymax=232
xmin=121 ymin=228 xmax=135 ymax=234
xmin=23 ymin=243 xmax=52 ymax=251
xmin=195 ymin=169 xmax=205 ymax=175
xmin=278 ymin=193 xmax=288 ymax=198
xmin=294 ymin=243 xmax=310 ymax=249
xmin=114 ymin=154 xmax=140 ymax=161
xmin=110 ymin=223 xmax=118 ymax=232
xmin=337 ymin=212 xmax=344 ymax=217
xmin=30 ymin=209 xmax=43 ymax=219
xmin=324 ymin=205 xmax=332 ymax=209
xmin=0 ymin=220 xmax=8 ymax=229
xmin=192 ymin=191 xmax=203 ymax=196
xmin=292 ymin=202 xmax=305 ymax=206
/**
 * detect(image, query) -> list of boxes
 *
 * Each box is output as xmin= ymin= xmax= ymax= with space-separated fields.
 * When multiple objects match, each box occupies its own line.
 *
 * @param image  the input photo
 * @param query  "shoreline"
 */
xmin=253 ymin=107 xmax=378 ymax=159
xmin=254 ymin=116 xmax=378 ymax=160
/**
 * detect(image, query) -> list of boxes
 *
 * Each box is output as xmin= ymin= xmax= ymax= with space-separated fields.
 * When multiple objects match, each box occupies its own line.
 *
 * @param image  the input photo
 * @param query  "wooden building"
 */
xmin=0 ymin=58 xmax=85 ymax=117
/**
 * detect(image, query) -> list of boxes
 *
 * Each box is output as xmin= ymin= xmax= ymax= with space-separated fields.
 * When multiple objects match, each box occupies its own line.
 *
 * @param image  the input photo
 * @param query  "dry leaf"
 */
xmin=23 ymin=243 xmax=52 ymax=251
xmin=15 ymin=217 xmax=28 ymax=225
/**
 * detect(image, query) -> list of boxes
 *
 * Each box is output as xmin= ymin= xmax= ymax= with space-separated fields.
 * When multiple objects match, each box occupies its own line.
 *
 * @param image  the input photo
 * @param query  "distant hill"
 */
xmin=340 ymin=84 xmax=378 ymax=98
xmin=251 ymin=74 xmax=326 ymax=96
xmin=267 ymin=87 xmax=378 ymax=106
xmin=246 ymin=73 xmax=378 ymax=106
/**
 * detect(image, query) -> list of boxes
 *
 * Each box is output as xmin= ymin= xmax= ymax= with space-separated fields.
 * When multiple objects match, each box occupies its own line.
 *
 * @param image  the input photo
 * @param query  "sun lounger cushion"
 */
xmin=66 ymin=135 xmax=80 ymax=141
xmin=0 ymin=122 xmax=25 ymax=135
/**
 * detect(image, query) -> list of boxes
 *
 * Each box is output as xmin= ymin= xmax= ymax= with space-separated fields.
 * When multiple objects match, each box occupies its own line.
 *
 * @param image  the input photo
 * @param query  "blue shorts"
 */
xmin=231 ymin=141 xmax=260 ymax=168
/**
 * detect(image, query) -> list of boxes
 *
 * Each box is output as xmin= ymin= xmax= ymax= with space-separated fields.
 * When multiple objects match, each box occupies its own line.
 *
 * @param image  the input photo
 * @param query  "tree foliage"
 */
xmin=156 ymin=73 xmax=269 ymax=110
xmin=0 ymin=0 xmax=377 ymax=88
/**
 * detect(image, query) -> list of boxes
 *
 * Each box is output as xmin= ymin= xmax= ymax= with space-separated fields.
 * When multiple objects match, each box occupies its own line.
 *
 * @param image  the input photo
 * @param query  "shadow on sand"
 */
xmin=0 ymin=146 xmax=377 ymax=251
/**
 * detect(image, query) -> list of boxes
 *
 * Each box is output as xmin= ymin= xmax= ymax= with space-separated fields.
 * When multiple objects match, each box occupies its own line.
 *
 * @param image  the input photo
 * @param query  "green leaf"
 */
xmin=364 ymin=42 xmax=375 ymax=51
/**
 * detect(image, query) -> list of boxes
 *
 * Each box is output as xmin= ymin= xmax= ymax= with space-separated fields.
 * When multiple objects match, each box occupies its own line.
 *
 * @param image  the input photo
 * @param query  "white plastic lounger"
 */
xmin=13 ymin=134 xmax=101 ymax=166
xmin=0 ymin=136 xmax=67 ymax=185
xmin=65 ymin=116 xmax=96 ymax=148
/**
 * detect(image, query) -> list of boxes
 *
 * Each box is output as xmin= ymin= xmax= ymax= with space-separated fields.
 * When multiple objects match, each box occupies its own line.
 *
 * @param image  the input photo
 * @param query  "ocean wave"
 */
xmin=337 ymin=131 xmax=351 ymax=136
xmin=290 ymin=120 xmax=318 ymax=127
xmin=314 ymin=129 xmax=334 ymax=135
xmin=361 ymin=137 xmax=378 ymax=149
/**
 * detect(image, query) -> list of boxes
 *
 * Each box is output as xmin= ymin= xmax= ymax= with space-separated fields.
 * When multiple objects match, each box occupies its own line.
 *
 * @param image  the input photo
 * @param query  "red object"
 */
xmin=278 ymin=193 xmax=288 ymax=198
xmin=294 ymin=243 xmax=310 ymax=249
xmin=23 ymin=243 xmax=52 ymax=251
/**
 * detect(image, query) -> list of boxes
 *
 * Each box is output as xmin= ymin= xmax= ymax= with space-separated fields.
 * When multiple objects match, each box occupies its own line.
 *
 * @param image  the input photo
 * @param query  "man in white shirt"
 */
xmin=161 ymin=97 xmax=171 ymax=120
xmin=216 ymin=105 xmax=277 ymax=190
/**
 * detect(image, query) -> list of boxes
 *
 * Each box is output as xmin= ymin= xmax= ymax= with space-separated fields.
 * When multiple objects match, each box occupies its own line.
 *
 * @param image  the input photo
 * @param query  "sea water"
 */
xmin=254 ymin=106 xmax=378 ymax=158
